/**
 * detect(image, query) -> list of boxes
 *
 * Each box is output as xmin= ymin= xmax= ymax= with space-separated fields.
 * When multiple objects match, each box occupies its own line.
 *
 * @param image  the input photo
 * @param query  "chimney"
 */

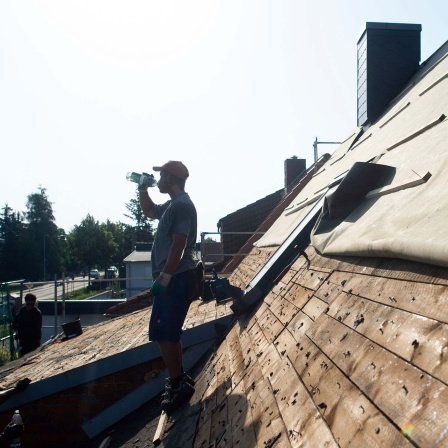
xmin=284 ymin=157 xmax=306 ymax=194
xmin=357 ymin=22 xmax=421 ymax=126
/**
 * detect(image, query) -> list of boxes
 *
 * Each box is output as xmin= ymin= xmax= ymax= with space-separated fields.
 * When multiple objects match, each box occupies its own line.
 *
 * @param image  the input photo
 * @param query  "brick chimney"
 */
xmin=284 ymin=157 xmax=306 ymax=194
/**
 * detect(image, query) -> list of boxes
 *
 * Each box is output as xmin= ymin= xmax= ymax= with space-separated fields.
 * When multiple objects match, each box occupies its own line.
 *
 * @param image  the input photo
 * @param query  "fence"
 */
xmin=0 ymin=274 xmax=131 ymax=362
xmin=200 ymin=231 xmax=265 ymax=264
xmin=0 ymin=280 xmax=23 ymax=362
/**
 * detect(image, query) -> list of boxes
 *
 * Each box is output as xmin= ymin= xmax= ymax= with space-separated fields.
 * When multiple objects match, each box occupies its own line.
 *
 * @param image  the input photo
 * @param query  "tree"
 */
xmin=0 ymin=205 xmax=25 ymax=282
xmin=22 ymin=188 xmax=63 ymax=281
xmin=69 ymin=215 xmax=117 ymax=271
xmin=101 ymin=220 xmax=130 ymax=269
xmin=124 ymin=191 xmax=154 ymax=247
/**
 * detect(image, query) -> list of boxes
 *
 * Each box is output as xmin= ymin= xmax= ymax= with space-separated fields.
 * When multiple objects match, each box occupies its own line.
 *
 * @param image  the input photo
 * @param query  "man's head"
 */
xmin=153 ymin=161 xmax=189 ymax=180
xmin=24 ymin=293 xmax=37 ymax=309
xmin=153 ymin=161 xmax=189 ymax=193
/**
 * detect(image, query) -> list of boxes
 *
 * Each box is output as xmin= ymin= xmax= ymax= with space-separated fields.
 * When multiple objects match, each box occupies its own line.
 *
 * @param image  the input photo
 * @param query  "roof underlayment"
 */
xmin=256 ymin=43 xmax=448 ymax=269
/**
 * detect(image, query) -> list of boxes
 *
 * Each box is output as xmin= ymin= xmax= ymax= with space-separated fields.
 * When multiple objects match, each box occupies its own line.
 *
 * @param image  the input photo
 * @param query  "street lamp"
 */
xmin=43 ymin=234 xmax=49 ymax=281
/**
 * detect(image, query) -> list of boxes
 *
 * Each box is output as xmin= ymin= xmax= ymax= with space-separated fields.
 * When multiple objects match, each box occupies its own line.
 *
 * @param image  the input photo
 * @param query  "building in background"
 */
xmin=216 ymin=157 xmax=306 ymax=264
xmin=123 ymin=243 xmax=152 ymax=299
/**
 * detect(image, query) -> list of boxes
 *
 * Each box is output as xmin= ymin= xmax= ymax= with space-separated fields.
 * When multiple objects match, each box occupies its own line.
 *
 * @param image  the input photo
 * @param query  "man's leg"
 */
xmin=159 ymin=340 xmax=194 ymax=412
xmin=20 ymin=342 xmax=31 ymax=356
xmin=158 ymin=341 xmax=182 ymax=379
xmin=154 ymin=273 xmax=195 ymax=411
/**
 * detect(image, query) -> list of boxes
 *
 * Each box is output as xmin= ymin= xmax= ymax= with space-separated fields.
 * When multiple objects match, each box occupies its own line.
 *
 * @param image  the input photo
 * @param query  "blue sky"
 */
xmin=1 ymin=1 xmax=447 ymax=238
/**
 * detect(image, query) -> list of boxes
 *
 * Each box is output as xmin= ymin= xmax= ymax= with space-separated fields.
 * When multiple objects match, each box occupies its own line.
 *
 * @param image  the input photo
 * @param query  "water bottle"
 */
xmin=126 ymin=172 xmax=157 ymax=189
xmin=10 ymin=410 xmax=22 ymax=448
xmin=11 ymin=410 xmax=22 ymax=426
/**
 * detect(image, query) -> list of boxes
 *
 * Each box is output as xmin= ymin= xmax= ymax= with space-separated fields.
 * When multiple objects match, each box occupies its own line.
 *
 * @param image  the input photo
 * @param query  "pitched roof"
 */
xmin=0 ymin=297 xmax=234 ymax=445
xmin=123 ymin=249 xmax=151 ymax=262
xmin=161 ymin=246 xmax=448 ymax=447
xmin=154 ymin=37 xmax=448 ymax=447
xmin=256 ymin=41 xmax=448 ymax=270
xmin=0 ymin=298 xmax=233 ymax=389
xmin=2 ymin=27 xmax=448 ymax=448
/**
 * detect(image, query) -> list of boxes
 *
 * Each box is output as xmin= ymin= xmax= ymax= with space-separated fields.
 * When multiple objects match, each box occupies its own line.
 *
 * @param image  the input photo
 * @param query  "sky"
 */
xmin=1 ymin=1 xmax=447 ymax=241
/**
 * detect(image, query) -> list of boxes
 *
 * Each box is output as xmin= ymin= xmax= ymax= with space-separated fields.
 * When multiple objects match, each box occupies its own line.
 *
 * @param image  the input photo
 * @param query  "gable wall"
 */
xmin=218 ymin=190 xmax=284 ymax=261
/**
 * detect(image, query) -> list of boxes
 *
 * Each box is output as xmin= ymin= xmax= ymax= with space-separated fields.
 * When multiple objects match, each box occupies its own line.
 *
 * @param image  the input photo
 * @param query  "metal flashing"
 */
xmin=418 ymin=50 xmax=448 ymax=81
xmin=357 ymin=22 xmax=422 ymax=45
xmin=232 ymin=195 xmax=327 ymax=313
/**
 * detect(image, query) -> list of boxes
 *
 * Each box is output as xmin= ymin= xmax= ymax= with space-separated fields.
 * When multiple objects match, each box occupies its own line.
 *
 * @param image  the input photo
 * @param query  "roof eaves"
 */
xmin=0 ymin=315 xmax=235 ymax=416
xmin=82 ymin=339 xmax=213 ymax=439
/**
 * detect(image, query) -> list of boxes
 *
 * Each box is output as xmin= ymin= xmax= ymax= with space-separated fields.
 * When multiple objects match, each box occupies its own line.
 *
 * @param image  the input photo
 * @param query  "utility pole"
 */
xmin=43 ymin=234 xmax=49 ymax=281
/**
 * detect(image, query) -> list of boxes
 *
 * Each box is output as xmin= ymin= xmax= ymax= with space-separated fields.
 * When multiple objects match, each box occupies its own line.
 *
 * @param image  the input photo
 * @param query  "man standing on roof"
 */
xmin=139 ymin=160 xmax=198 ymax=412
xmin=12 ymin=293 xmax=42 ymax=356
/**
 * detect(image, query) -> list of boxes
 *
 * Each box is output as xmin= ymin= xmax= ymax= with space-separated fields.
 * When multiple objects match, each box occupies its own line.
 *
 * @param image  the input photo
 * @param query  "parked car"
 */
xmin=90 ymin=269 xmax=100 ymax=279
xmin=106 ymin=268 xmax=116 ymax=279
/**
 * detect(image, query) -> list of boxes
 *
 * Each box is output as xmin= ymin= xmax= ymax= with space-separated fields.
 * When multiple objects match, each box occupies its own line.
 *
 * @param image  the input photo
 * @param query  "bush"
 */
xmin=0 ymin=345 xmax=11 ymax=366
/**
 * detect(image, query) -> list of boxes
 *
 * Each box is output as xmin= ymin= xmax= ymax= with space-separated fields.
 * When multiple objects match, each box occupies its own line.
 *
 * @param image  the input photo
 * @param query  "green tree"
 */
xmin=101 ymin=220 xmax=130 ymax=269
xmin=22 ymin=187 xmax=63 ymax=281
xmin=124 ymin=191 xmax=154 ymax=247
xmin=0 ymin=205 xmax=25 ymax=282
xmin=69 ymin=215 xmax=117 ymax=271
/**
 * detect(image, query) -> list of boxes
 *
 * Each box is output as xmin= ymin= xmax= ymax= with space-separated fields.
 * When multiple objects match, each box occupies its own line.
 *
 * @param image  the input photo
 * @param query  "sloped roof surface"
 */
xmin=218 ymin=189 xmax=284 ymax=227
xmin=160 ymin=246 xmax=448 ymax=447
xmin=123 ymin=250 xmax=151 ymax=262
xmin=254 ymin=129 xmax=362 ymax=248
xmin=147 ymin=36 xmax=448 ymax=448
xmin=0 ymin=298 xmax=232 ymax=389
xmin=256 ymin=42 xmax=448 ymax=269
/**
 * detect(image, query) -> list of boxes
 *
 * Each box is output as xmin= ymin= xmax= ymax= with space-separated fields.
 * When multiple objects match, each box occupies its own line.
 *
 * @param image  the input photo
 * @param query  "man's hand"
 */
xmin=138 ymin=174 xmax=149 ymax=191
xmin=138 ymin=172 xmax=156 ymax=191
xmin=151 ymin=272 xmax=172 ymax=295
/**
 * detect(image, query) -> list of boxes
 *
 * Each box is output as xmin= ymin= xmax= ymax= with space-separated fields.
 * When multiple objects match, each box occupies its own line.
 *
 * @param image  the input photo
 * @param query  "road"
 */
xmin=20 ymin=276 xmax=91 ymax=300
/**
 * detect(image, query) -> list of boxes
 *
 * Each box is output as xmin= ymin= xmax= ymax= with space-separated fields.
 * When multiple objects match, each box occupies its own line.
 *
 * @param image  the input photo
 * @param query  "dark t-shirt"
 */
xmin=13 ymin=306 xmax=42 ymax=342
xmin=151 ymin=192 xmax=198 ymax=276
